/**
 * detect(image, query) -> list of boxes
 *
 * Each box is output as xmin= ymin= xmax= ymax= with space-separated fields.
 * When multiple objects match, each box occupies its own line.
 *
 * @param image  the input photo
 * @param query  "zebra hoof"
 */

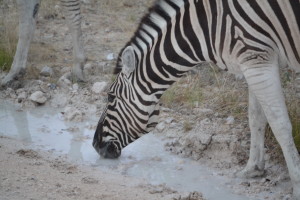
xmin=235 ymin=166 xmax=265 ymax=178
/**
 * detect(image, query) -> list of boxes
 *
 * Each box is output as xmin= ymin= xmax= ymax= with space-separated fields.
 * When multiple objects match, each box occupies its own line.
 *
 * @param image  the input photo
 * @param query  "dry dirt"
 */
xmin=0 ymin=136 xmax=203 ymax=200
xmin=0 ymin=0 xmax=299 ymax=200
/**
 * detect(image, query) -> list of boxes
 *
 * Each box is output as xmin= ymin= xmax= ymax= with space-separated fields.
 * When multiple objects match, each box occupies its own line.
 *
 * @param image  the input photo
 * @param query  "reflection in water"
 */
xmin=0 ymin=101 xmax=94 ymax=162
xmin=0 ymin=102 xmax=32 ymax=142
xmin=0 ymin=101 xmax=261 ymax=200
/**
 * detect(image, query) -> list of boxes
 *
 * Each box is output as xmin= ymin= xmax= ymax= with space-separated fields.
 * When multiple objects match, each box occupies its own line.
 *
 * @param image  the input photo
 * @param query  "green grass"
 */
xmin=0 ymin=47 xmax=14 ymax=71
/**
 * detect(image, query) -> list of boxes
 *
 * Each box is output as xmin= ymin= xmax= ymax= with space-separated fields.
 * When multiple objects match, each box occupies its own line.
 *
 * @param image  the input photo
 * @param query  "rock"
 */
xmin=156 ymin=122 xmax=166 ymax=132
xmin=29 ymin=91 xmax=47 ymax=104
xmin=6 ymin=88 xmax=17 ymax=99
xmin=200 ymin=118 xmax=211 ymax=125
xmin=48 ymin=83 xmax=57 ymax=90
xmin=92 ymin=82 xmax=107 ymax=94
xmin=193 ymin=108 xmax=213 ymax=115
xmin=225 ymin=116 xmax=235 ymax=125
xmin=57 ymin=72 xmax=72 ymax=89
xmin=106 ymin=53 xmax=115 ymax=61
xmin=84 ymin=63 xmax=94 ymax=74
xmin=165 ymin=117 xmax=174 ymax=124
xmin=40 ymin=66 xmax=53 ymax=77
xmin=50 ymin=93 xmax=68 ymax=108
xmin=72 ymin=83 xmax=79 ymax=91
xmin=63 ymin=106 xmax=83 ymax=122
xmin=17 ymin=91 xmax=27 ymax=102
xmin=161 ymin=107 xmax=171 ymax=112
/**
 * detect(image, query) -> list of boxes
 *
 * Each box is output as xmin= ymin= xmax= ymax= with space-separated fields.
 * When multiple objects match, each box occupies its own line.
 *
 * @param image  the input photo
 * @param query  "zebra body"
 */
xmin=1 ymin=0 xmax=86 ymax=86
xmin=93 ymin=0 xmax=300 ymax=198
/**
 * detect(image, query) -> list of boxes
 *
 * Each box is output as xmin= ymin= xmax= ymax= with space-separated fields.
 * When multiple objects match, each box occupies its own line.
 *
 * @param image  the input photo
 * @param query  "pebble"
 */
xmin=106 ymin=53 xmax=115 ymax=61
xmin=156 ymin=122 xmax=166 ymax=132
xmin=92 ymin=82 xmax=107 ymax=94
xmin=29 ymin=91 xmax=47 ymax=104
xmin=225 ymin=116 xmax=235 ymax=125
xmin=40 ymin=66 xmax=53 ymax=77
xmin=17 ymin=91 xmax=27 ymax=102
xmin=57 ymin=73 xmax=72 ymax=89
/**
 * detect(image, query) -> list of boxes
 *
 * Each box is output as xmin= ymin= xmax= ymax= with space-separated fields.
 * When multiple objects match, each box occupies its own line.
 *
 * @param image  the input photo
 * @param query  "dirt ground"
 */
xmin=0 ymin=0 xmax=299 ymax=200
xmin=0 ymin=136 xmax=204 ymax=200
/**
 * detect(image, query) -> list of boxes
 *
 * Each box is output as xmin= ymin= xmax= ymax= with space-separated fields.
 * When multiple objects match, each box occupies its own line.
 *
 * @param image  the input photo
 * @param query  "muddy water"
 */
xmin=0 ymin=101 xmax=261 ymax=200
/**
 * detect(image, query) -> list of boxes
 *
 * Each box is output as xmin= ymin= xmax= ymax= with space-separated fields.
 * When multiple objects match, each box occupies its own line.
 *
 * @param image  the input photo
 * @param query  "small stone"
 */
xmin=48 ymin=83 xmax=57 ymax=90
xmin=193 ymin=108 xmax=213 ymax=115
xmin=92 ymin=82 xmax=107 ymax=94
xmin=29 ymin=91 xmax=47 ymax=104
xmin=63 ymin=106 xmax=83 ymax=122
xmin=40 ymin=66 xmax=53 ymax=77
xmin=165 ymin=117 xmax=174 ymax=124
xmin=6 ymin=88 xmax=17 ymax=99
xmin=17 ymin=91 xmax=27 ymax=102
xmin=156 ymin=122 xmax=166 ymax=132
xmin=72 ymin=83 xmax=79 ymax=91
xmin=226 ymin=116 xmax=235 ymax=125
xmin=57 ymin=73 xmax=72 ymax=89
xmin=106 ymin=53 xmax=115 ymax=61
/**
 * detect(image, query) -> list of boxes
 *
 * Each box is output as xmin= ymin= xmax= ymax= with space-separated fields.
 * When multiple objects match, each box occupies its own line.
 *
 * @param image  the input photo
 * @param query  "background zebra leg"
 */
xmin=236 ymin=90 xmax=267 ymax=178
xmin=61 ymin=0 xmax=86 ymax=82
xmin=1 ymin=0 xmax=41 ymax=86
xmin=242 ymin=64 xmax=300 ymax=199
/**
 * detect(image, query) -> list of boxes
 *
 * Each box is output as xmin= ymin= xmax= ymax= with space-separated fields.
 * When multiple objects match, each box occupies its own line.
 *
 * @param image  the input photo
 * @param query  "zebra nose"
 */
xmin=99 ymin=142 xmax=121 ymax=159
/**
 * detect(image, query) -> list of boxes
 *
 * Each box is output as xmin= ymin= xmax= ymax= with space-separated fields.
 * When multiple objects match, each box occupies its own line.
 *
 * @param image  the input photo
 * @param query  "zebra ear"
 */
xmin=121 ymin=46 xmax=136 ymax=76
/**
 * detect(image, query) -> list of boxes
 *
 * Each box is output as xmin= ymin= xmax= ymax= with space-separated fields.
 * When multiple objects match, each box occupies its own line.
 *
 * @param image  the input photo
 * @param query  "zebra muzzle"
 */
xmin=97 ymin=141 xmax=121 ymax=159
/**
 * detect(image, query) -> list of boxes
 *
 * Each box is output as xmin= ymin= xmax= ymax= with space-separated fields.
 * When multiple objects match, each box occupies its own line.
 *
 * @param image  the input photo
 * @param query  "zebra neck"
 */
xmin=130 ymin=0 xmax=208 ymax=100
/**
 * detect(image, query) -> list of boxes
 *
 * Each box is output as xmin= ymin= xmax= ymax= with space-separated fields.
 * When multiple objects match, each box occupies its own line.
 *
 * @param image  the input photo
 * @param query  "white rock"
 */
xmin=92 ymin=82 xmax=107 ymax=94
xmin=40 ymin=66 xmax=53 ymax=77
xmin=106 ymin=53 xmax=115 ymax=61
xmin=165 ymin=117 xmax=174 ymax=124
xmin=17 ymin=91 xmax=27 ymax=101
xmin=63 ymin=106 xmax=83 ymax=122
xmin=57 ymin=72 xmax=72 ymax=89
xmin=193 ymin=108 xmax=213 ymax=115
xmin=226 ymin=116 xmax=235 ymax=125
xmin=156 ymin=122 xmax=166 ymax=132
xmin=72 ymin=83 xmax=79 ymax=91
xmin=30 ymin=91 xmax=47 ymax=104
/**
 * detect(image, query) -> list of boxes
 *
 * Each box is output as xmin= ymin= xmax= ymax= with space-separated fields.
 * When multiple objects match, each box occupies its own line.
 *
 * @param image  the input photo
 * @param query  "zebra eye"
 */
xmin=107 ymin=93 xmax=115 ymax=103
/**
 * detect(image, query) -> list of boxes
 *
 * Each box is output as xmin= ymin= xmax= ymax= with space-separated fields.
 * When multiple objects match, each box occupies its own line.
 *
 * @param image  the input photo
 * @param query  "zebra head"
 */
xmin=93 ymin=46 xmax=160 ymax=159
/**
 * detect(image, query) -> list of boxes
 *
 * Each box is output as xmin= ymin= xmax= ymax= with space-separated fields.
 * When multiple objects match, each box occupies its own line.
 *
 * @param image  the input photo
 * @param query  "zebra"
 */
xmin=1 ymin=0 xmax=86 ymax=86
xmin=93 ymin=0 xmax=300 ymax=198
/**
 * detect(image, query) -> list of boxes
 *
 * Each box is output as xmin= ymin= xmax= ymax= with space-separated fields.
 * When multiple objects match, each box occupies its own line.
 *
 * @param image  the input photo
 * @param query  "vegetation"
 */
xmin=160 ymin=64 xmax=300 ymax=158
xmin=160 ymin=65 xmax=248 ymax=119
xmin=0 ymin=47 xmax=14 ymax=71
xmin=0 ymin=1 xmax=18 ymax=72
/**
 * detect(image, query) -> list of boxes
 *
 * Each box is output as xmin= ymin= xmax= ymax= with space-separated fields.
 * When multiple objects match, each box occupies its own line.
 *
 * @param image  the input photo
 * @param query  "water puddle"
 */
xmin=0 ymin=101 xmax=261 ymax=200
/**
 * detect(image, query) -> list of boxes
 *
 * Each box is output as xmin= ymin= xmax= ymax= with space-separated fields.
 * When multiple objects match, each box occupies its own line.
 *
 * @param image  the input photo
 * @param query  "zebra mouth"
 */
xmin=95 ymin=141 xmax=121 ymax=159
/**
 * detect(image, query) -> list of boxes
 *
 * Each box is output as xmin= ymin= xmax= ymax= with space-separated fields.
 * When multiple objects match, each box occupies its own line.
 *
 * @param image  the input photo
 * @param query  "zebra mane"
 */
xmin=113 ymin=0 xmax=177 ymax=74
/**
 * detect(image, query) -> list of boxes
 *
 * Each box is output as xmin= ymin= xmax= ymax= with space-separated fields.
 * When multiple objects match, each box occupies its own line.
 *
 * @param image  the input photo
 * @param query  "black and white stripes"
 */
xmin=94 ymin=0 xmax=299 ymax=152
xmin=93 ymin=2 xmax=300 ymax=197
xmin=61 ymin=0 xmax=82 ymax=26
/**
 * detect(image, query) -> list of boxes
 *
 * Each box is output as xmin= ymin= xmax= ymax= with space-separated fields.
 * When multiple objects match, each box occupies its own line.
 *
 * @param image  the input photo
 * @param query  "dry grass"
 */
xmin=0 ymin=1 xmax=18 ymax=71
xmin=160 ymin=64 xmax=299 ymax=162
xmin=160 ymin=65 xmax=248 ymax=119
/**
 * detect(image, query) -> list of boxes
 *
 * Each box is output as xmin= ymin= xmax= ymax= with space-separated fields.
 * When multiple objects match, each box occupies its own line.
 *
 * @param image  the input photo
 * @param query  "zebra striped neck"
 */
xmin=123 ymin=0 xmax=211 ymax=101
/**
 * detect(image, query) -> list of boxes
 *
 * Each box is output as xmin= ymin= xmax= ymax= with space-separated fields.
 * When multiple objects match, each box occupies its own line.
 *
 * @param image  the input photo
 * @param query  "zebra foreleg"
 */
xmin=61 ymin=0 xmax=86 ymax=82
xmin=242 ymin=63 xmax=300 ymax=200
xmin=236 ymin=90 xmax=267 ymax=178
xmin=1 ymin=0 xmax=41 ymax=87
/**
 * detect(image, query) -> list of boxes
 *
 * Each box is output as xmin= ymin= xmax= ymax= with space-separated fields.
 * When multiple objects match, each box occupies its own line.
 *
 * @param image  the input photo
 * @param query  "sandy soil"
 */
xmin=0 ymin=136 xmax=205 ymax=200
